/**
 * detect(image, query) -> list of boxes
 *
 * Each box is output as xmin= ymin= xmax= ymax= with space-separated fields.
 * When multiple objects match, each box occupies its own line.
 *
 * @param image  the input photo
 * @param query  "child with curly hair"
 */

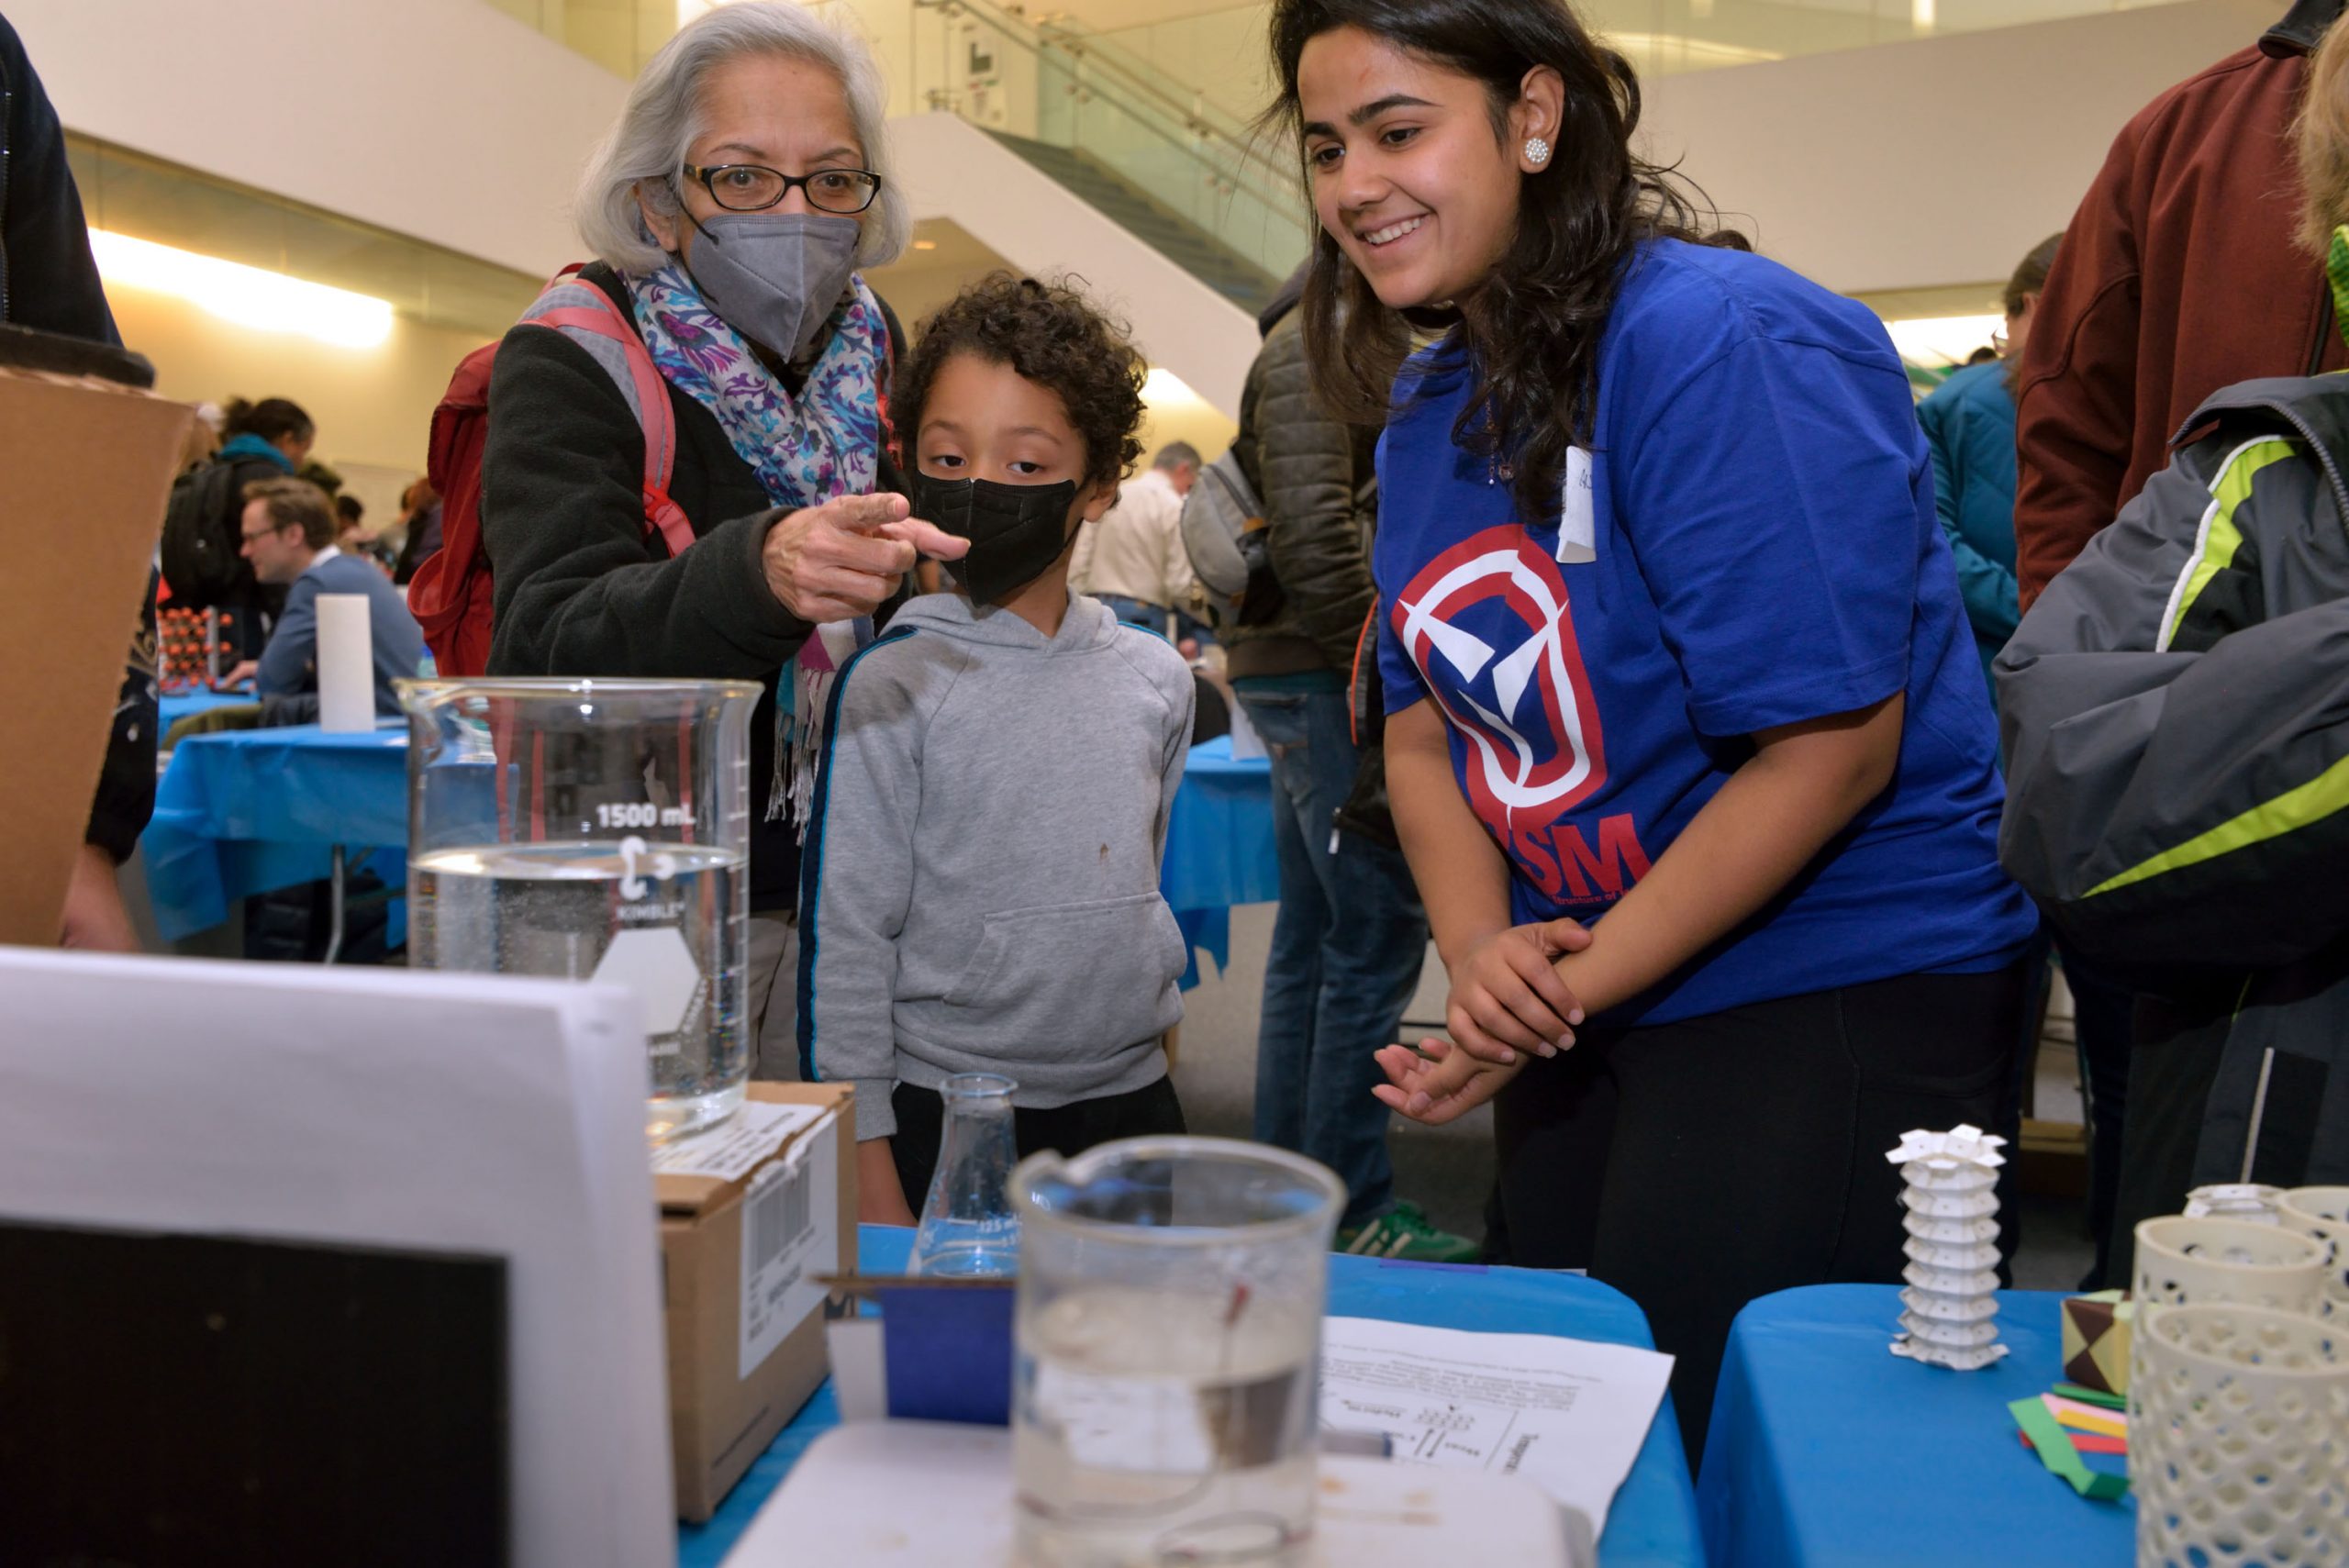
xmin=797 ymin=273 xmax=1197 ymax=1224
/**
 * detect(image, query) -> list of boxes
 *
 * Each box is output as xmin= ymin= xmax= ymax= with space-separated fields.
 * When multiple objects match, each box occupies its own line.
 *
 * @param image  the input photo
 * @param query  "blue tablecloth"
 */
xmin=679 ymin=1227 xmax=1701 ymax=1568
xmin=158 ymin=688 xmax=258 ymax=736
xmin=1162 ymin=734 xmax=1278 ymax=983
xmin=141 ymin=728 xmax=1277 ymax=951
xmin=1163 ymin=735 xmax=1279 ymax=911
xmin=142 ymin=720 xmax=409 ymax=939
xmin=1698 ymin=1284 xmax=2132 ymax=1568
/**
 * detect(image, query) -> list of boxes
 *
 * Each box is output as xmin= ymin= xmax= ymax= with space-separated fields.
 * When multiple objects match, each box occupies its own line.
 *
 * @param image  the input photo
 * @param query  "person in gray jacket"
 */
xmin=1997 ymin=374 xmax=2349 ymax=1242
xmin=2001 ymin=384 xmax=2349 ymax=1258
xmin=797 ymin=276 xmax=1193 ymax=1223
xmin=1998 ymin=39 xmax=2349 ymax=1255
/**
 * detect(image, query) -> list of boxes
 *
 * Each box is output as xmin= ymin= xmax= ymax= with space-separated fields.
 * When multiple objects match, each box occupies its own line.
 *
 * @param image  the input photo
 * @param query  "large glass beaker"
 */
xmin=398 ymin=677 xmax=761 ymax=1142
xmin=1009 ymin=1137 xmax=1343 ymax=1568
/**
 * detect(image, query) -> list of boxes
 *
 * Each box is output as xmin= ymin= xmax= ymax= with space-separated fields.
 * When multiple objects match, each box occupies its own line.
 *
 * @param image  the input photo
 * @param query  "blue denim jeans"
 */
xmin=1095 ymin=593 xmax=1215 ymax=651
xmin=1239 ymin=689 xmax=1430 ymax=1226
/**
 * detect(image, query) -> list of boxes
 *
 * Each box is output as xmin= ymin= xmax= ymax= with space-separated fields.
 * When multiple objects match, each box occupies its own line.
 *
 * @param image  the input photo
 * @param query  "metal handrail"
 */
xmin=913 ymin=0 xmax=1304 ymax=229
xmin=1027 ymin=15 xmax=1284 ymax=180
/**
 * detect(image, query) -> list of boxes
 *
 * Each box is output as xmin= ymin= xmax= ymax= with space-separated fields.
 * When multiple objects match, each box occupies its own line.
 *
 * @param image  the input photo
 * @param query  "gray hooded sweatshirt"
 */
xmin=796 ymin=589 xmax=1196 ymax=1140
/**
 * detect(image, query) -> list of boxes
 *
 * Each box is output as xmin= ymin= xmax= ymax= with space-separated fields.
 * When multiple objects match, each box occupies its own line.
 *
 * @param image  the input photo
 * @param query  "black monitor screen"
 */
xmin=0 ymin=1218 xmax=507 ymax=1568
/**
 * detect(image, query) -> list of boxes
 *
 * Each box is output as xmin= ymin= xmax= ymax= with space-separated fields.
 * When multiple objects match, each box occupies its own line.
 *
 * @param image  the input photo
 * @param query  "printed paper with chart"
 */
xmin=1319 ymin=1315 xmax=1673 ymax=1534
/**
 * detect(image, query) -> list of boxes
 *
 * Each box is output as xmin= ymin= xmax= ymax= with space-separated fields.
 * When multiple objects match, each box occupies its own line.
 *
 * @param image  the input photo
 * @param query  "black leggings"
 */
xmin=1495 ymin=962 xmax=2028 ymax=1464
xmin=889 ymin=1074 xmax=1187 ymax=1215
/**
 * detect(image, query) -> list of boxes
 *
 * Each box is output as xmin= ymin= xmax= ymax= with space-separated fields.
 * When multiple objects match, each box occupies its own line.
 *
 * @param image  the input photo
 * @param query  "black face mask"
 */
xmin=910 ymin=473 xmax=1080 ymax=607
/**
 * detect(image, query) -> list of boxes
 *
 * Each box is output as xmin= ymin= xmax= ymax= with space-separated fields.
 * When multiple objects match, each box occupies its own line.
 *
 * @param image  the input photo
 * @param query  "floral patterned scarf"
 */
xmin=625 ymin=261 xmax=888 ymax=830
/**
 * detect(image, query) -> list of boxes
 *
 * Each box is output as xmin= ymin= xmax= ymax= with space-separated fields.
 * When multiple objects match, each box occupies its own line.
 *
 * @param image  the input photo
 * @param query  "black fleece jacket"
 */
xmin=2 ymin=15 xmax=156 ymax=864
xmin=479 ymin=261 xmax=906 ymax=907
xmin=1225 ymin=301 xmax=1382 ymax=680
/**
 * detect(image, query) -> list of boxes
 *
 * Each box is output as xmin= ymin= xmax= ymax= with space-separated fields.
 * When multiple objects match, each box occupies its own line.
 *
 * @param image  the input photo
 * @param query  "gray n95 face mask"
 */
xmin=676 ymin=210 xmax=861 ymax=361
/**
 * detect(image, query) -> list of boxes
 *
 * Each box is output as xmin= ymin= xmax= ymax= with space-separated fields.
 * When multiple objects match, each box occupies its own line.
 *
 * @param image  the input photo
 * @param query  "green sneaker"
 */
xmin=1335 ymin=1200 xmax=1481 ymax=1263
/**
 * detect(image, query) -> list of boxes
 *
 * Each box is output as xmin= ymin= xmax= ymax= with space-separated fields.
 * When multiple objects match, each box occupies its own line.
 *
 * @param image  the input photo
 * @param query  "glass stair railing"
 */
xmin=903 ymin=0 xmax=1311 ymax=314
xmin=982 ymin=131 xmax=1282 ymax=310
xmin=1027 ymin=10 xmax=1266 ymax=155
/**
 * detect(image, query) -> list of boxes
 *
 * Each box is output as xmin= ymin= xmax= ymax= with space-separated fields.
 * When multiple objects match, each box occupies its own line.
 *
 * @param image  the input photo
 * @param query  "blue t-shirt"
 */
xmin=1375 ymin=238 xmax=2034 ymax=1027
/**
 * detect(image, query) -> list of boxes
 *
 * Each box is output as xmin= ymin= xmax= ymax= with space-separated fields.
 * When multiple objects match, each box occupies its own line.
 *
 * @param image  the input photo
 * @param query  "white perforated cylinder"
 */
xmin=2280 ymin=1188 xmax=2349 ymax=1326
xmin=2132 ymin=1217 xmax=2327 ymax=1318
xmin=2132 ymin=1304 xmax=2349 ymax=1568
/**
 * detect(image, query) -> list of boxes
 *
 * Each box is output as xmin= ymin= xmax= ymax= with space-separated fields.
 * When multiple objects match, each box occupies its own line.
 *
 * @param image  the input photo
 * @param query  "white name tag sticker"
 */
xmin=1559 ymin=448 xmax=1596 ymax=564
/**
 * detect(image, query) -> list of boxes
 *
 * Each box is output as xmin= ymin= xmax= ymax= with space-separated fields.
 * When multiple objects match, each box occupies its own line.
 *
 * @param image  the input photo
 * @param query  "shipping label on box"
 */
xmin=740 ymin=1118 xmax=840 ymax=1379
xmin=657 ymin=1082 xmax=854 ymax=1521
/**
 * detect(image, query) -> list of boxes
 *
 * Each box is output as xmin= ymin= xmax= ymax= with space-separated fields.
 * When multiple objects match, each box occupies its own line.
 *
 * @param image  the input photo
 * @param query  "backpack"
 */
xmin=409 ymin=268 xmax=695 ymax=679
xmin=1178 ymin=450 xmax=1285 ymax=633
xmin=158 ymin=459 xmax=250 ymax=612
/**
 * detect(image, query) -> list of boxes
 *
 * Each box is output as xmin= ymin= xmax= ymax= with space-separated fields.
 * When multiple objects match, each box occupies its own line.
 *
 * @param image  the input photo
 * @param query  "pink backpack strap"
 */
xmin=527 ymin=280 xmax=698 ymax=559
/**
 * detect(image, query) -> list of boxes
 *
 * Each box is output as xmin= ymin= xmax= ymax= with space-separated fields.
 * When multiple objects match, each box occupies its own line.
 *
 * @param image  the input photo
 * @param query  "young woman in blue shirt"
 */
xmin=1269 ymin=0 xmax=2037 ymax=1452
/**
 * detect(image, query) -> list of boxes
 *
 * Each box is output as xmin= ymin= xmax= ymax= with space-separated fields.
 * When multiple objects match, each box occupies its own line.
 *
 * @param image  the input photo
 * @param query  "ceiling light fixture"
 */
xmin=1597 ymin=30 xmax=1780 ymax=68
xmin=1881 ymin=313 xmax=2000 ymax=367
xmin=88 ymin=230 xmax=395 ymax=350
xmin=1141 ymin=367 xmax=1206 ymax=407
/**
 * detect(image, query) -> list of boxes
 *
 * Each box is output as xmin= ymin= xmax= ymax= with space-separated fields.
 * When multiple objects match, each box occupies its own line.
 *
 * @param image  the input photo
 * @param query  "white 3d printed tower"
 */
xmin=1887 ymin=1125 xmax=2009 ymax=1370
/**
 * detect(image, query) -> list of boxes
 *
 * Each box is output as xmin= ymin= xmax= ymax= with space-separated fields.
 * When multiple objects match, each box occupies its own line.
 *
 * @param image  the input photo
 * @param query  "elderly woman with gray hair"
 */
xmin=483 ymin=1 xmax=959 ymax=1065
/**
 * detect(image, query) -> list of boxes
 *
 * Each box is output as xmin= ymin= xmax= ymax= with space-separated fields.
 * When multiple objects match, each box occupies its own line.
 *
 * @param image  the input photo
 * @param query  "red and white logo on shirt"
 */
xmin=1392 ymin=526 xmax=1608 ymax=833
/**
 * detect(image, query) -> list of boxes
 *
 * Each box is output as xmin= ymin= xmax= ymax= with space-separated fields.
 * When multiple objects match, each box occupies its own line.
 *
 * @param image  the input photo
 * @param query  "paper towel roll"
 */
xmin=315 ymin=593 xmax=375 ymax=733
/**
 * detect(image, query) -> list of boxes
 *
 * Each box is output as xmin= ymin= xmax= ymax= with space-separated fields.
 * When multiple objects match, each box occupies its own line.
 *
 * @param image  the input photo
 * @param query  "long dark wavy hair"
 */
xmin=1265 ymin=0 xmax=1731 ymax=521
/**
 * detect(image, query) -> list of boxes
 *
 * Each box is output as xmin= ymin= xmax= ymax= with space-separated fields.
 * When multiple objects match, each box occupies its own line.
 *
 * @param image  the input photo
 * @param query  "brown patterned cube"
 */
xmin=2060 ymin=1288 xmax=2134 ymax=1396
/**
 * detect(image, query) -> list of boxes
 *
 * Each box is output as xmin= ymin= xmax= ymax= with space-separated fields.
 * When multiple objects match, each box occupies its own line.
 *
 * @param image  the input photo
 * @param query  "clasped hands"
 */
xmin=1373 ymin=917 xmax=1591 ymax=1126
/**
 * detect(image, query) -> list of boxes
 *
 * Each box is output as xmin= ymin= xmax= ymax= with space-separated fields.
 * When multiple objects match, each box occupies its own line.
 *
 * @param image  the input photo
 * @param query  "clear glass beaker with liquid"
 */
xmin=1010 ymin=1137 xmax=1344 ymax=1568
xmin=398 ymin=677 xmax=761 ymax=1142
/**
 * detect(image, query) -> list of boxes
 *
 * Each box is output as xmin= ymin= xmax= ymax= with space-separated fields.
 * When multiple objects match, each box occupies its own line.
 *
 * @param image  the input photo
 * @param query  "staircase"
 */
xmin=985 ymin=132 xmax=1286 ymax=315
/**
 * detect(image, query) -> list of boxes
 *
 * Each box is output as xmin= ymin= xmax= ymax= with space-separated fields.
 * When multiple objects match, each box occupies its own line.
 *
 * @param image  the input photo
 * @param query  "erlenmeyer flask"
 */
xmin=909 ymin=1073 xmax=1020 ymax=1277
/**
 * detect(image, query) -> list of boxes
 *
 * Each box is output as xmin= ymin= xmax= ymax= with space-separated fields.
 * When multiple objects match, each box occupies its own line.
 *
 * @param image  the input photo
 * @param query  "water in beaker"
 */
xmin=1010 ymin=1138 xmax=1343 ymax=1567
xmin=399 ymin=677 xmax=761 ymax=1141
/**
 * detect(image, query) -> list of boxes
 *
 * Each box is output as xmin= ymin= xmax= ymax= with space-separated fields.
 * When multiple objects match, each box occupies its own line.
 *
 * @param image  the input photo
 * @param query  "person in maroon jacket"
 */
xmin=2013 ymin=0 xmax=2346 ymax=609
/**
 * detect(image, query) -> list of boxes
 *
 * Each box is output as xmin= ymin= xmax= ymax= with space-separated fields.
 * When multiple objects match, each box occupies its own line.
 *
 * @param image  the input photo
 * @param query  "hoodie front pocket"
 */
xmin=944 ymin=892 xmax=1186 ymax=1045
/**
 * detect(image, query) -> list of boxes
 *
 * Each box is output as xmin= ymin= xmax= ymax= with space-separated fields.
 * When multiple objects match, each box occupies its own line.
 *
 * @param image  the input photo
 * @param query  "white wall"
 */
xmin=19 ymin=0 xmax=2286 ymax=303
xmin=10 ymin=0 xmax=624 ymax=278
xmin=104 ymin=285 xmax=485 ymax=481
xmin=29 ymin=0 xmax=2258 ymax=400
xmin=1641 ymin=0 xmax=2282 ymax=295
xmin=19 ymin=3 xmax=1256 ymax=409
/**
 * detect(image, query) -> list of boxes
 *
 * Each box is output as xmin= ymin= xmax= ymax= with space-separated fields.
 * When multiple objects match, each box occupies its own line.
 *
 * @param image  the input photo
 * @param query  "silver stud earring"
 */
xmin=1524 ymin=136 xmax=1552 ymax=165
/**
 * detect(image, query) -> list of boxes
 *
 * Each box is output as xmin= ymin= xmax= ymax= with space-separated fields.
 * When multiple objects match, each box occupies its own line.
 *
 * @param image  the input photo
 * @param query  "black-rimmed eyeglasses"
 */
xmin=679 ymin=162 xmax=882 ymax=215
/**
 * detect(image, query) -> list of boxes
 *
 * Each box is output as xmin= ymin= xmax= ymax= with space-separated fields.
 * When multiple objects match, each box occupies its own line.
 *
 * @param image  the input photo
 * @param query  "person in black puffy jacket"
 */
xmin=1223 ymin=270 xmax=1469 ymax=1262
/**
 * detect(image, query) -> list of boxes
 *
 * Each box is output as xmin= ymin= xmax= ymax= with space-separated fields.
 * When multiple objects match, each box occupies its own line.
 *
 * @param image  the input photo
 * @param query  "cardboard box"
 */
xmin=656 ymin=1082 xmax=855 ymax=1520
xmin=0 ymin=360 xmax=195 ymax=946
